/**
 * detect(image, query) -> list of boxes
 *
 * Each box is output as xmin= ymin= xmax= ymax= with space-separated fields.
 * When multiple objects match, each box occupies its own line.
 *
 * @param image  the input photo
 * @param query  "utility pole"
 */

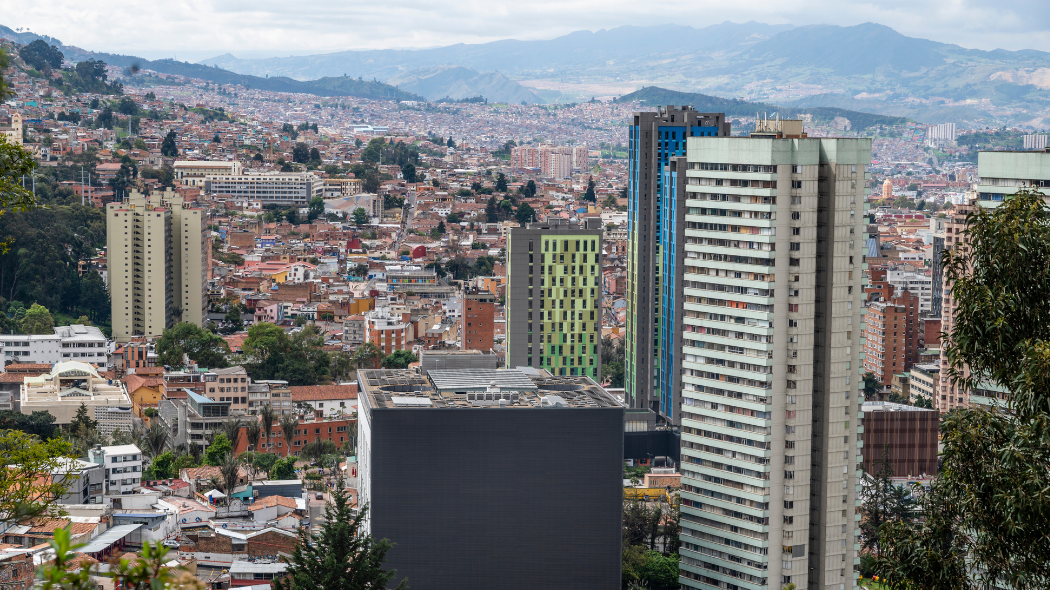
xmin=81 ymin=166 xmax=85 ymax=206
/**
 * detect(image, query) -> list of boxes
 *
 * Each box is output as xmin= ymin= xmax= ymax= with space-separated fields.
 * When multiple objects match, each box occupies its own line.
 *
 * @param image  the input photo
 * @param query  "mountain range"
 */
xmin=198 ymin=22 xmax=1050 ymax=127
xmin=5 ymin=21 xmax=1050 ymax=127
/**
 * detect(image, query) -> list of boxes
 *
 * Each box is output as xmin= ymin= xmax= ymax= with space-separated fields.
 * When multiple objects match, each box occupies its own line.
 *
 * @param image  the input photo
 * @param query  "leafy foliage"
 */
xmin=380 ymin=349 xmax=418 ymax=369
xmin=242 ymin=323 xmax=330 ymax=385
xmin=204 ymin=433 xmax=233 ymax=466
xmin=155 ymin=322 xmax=230 ymax=368
xmin=0 ymin=430 xmax=76 ymax=524
xmin=877 ymin=190 xmax=1050 ymax=590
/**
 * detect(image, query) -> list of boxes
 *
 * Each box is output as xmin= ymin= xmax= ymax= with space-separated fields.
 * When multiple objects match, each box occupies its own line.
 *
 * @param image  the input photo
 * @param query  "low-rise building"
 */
xmin=88 ymin=444 xmax=144 ymax=495
xmin=204 ymin=172 xmax=323 ymax=206
xmin=0 ymin=325 xmax=111 ymax=369
xmin=21 ymin=362 xmax=133 ymax=436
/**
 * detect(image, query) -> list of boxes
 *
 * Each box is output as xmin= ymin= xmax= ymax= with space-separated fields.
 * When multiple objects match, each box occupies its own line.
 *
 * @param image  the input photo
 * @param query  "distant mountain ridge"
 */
xmin=618 ymin=86 xmax=908 ymax=130
xmin=384 ymin=66 xmax=542 ymax=104
xmin=0 ymin=31 xmax=424 ymax=103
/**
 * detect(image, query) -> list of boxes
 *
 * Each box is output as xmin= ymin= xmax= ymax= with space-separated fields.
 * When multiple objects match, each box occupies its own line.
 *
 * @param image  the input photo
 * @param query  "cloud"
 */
xmin=3 ymin=0 xmax=1050 ymax=59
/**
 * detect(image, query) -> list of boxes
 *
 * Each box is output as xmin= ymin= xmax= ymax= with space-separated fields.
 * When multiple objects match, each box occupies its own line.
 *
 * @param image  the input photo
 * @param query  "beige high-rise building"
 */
xmin=107 ymin=188 xmax=207 ymax=342
xmin=663 ymin=128 xmax=870 ymax=590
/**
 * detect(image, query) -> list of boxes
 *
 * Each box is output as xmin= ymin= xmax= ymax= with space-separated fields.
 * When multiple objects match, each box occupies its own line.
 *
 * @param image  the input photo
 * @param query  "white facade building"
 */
xmin=1 ymin=325 xmax=111 ymax=368
xmin=88 ymin=444 xmax=143 ymax=495
xmin=887 ymin=269 xmax=933 ymax=314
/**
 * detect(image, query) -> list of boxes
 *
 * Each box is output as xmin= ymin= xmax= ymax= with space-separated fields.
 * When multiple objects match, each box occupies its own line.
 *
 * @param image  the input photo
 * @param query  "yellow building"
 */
xmin=124 ymin=374 xmax=166 ymax=416
xmin=106 ymin=188 xmax=207 ymax=342
xmin=0 ymin=113 xmax=22 ymax=146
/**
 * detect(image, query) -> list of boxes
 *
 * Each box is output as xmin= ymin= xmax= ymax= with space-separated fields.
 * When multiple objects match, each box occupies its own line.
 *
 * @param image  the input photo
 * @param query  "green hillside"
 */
xmin=618 ymin=86 xmax=908 ymax=130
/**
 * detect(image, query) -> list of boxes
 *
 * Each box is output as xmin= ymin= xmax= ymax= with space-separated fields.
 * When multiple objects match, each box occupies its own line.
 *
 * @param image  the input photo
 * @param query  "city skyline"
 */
xmin=3 ymin=1 xmax=1050 ymax=60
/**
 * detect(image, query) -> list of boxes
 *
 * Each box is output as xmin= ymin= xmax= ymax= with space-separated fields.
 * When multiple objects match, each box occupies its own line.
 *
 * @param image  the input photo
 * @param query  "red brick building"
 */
xmin=863 ymin=289 xmax=920 ymax=387
xmin=461 ymin=289 xmax=496 ymax=352
xmin=235 ymin=417 xmax=355 ymax=458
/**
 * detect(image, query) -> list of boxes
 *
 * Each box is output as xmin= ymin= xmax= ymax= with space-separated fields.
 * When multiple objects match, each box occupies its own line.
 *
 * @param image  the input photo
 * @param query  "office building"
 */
xmin=461 ymin=288 xmax=496 ymax=352
xmin=21 ymin=362 xmax=133 ymax=436
xmin=87 ymin=444 xmax=143 ymax=495
xmin=363 ymin=308 xmax=408 ymax=355
xmin=939 ymin=151 xmax=1050 ymax=411
xmin=626 ymin=106 xmax=731 ymax=414
xmin=0 ymin=325 xmax=110 ymax=368
xmin=357 ymin=367 xmax=622 ymax=590
xmin=908 ymin=363 xmax=939 ymax=404
xmin=663 ymin=127 xmax=869 ymax=590
xmin=863 ymin=289 xmax=919 ymax=387
xmin=203 ymin=171 xmax=323 ymax=206
xmin=860 ymin=402 xmax=938 ymax=478
xmin=106 ymin=188 xmax=206 ymax=342
xmin=173 ymin=161 xmax=242 ymax=188
xmin=506 ymin=218 xmax=603 ymax=379
xmin=885 ymin=268 xmax=932 ymax=314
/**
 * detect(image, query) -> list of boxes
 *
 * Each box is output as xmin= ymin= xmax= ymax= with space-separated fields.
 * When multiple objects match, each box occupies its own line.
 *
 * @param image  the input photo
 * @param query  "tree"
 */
xmin=877 ymin=189 xmax=1050 ymax=590
xmin=0 ymin=430 xmax=76 ymax=524
xmin=155 ymin=322 xmax=230 ymax=368
xmin=259 ymin=404 xmax=277 ymax=454
xmin=584 ymin=178 xmax=596 ymax=202
xmin=253 ymin=452 xmax=278 ymax=478
xmin=292 ymin=142 xmax=310 ymax=164
xmin=279 ymin=413 xmax=299 ymax=456
xmin=223 ymin=305 xmax=244 ymax=335
xmin=147 ymin=451 xmax=176 ymax=480
xmin=161 ymin=131 xmax=178 ymax=157
xmin=19 ymin=40 xmax=63 ymax=72
xmin=381 ymin=350 xmax=418 ymax=369
xmin=20 ymin=303 xmax=54 ymax=334
xmin=308 ymin=196 xmax=325 ymax=221
xmin=524 ymin=180 xmax=537 ymax=198
xmin=0 ymin=410 xmax=57 ymax=438
xmin=430 ymin=221 xmax=446 ymax=239
xmin=330 ymin=351 xmax=355 ymax=381
xmin=515 ymin=203 xmax=535 ymax=226
xmin=353 ymin=207 xmax=368 ymax=226
xmin=242 ymin=323 xmax=329 ymax=385
xmin=218 ymin=453 xmax=241 ymax=495
xmin=862 ymin=371 xmax=881 ymax=400
xmin=446 ymin=212 xmax=461 ymax=224
xmin=860 ymin=446 xmax=915 ymax=553
xmin=603 ymin=194 xmax=618 ymax=209
xmin=363 ymin=170 xmax=381 ymax=193
xmin=402 ymin=162 xmax=416 ymax=183
xmin=485 ymin=196 xmax=498 ymax=223
xmin=446 ymin=136 xmax=455 ymax=148
xmin=309 ymin=147 xmax=321 ymax=163
xmin=273 ymin=480 xmax=407 ymax=590
xmin=141 ymin=421 xmax=170 ymax=459
xmin=204 ymin=433 xmax=233 ymax=466
xmin=351 ymin=342 xmax=385 ymax=370
xmin=495 ymin=172 xmax=508 ymax=192
xmin=271 ymin=456 xmax=296 ymax=480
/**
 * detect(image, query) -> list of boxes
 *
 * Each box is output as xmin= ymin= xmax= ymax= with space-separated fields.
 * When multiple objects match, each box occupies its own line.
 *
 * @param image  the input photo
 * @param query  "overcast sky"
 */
xmin=4 ymin=0 xmax=1049 ymax=61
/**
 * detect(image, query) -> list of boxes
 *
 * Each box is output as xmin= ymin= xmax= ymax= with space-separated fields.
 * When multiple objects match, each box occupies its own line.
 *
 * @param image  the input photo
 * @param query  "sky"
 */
xmin=2 ymin=0 xmax=1049 ymax=61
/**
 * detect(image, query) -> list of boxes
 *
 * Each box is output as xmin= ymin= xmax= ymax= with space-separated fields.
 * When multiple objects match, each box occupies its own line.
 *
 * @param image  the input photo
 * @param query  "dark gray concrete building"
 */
xmin=506 ymin=217 xmax=603 ymax=378
xmin=357 ymin=367 xmax=623 ymax=590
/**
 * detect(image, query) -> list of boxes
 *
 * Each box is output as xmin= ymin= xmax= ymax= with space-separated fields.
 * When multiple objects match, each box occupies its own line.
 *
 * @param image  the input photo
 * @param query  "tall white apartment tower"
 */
xmin=107 ymin=188 xmax=207 ymax=342
xmin=667 ymin=125 xmax=869 ymax=590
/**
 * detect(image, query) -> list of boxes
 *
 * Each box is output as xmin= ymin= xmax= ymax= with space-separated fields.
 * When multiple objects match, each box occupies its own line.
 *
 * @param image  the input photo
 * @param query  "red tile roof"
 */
xmin=289 ymin=384 xmax=358 ymax=401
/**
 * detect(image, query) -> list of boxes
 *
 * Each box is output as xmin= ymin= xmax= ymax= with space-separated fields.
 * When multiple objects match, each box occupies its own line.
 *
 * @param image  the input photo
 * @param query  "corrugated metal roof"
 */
xmin=79 ymin=524 xmax=143 ymax=554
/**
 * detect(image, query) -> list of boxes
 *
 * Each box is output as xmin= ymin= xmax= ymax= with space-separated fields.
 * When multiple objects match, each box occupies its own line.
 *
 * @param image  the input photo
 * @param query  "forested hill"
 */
xmin=58 ymin=47 xmax=425 ymax=102
xmin=618 ymin=86 xmax=908 ymax=130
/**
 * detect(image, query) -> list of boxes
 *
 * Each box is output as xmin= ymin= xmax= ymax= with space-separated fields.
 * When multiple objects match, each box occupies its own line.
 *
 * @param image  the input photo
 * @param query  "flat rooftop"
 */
xmin=358 ymin=368 xmax=621 ymax=410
